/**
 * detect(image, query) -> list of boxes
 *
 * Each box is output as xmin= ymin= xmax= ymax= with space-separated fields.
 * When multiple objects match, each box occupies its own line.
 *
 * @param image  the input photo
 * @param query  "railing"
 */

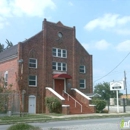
xmin=63 ymin=90 xmax=82 ymax=113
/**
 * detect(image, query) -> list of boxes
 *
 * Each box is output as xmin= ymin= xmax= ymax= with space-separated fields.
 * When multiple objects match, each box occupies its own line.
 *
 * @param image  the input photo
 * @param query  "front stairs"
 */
xmin=63 ymin=92 xmax=95 ymax=114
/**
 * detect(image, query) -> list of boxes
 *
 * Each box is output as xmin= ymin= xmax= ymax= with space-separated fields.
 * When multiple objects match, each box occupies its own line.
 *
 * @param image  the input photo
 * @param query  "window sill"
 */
xmin=79 ymin=87 xmax=86 ymax=89
xmin=29 ymin=67 xmax=37 ymax=69
xmin=29 ymin=85 xmax=37 ymax=87
xmin=52 ymin=56 xmax=67 ymax=58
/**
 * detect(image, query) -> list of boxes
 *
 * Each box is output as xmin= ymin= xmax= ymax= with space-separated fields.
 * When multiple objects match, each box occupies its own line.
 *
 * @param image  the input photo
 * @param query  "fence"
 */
xmin=105 ymin=98 xmax=130 ymax=113
xmin=0 ymin=92 xmax=20 ymax=115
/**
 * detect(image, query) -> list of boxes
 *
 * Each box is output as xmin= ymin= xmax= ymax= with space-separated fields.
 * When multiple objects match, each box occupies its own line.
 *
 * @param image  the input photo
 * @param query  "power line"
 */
xmin=94 ymin=52 xmax=130 ymax=83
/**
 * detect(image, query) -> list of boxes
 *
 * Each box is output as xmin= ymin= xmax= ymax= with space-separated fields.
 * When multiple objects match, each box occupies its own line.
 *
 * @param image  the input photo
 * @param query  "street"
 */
xmin=0 ymin=117 xmax=130 ymax=130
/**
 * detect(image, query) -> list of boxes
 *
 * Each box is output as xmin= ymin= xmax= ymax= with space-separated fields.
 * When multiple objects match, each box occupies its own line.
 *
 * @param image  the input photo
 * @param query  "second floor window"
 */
xmin=52 ymin=62 xmax=67 ymax=71
xmin=79 ymin=65 xmax=86 ymax=73
xmin=52 ymin=48 xmax=67 ymax=58
xmin=29 ymin=58 xmax=37 ymax=68
xmin=29 ymin=75 xmax=37 ymax=86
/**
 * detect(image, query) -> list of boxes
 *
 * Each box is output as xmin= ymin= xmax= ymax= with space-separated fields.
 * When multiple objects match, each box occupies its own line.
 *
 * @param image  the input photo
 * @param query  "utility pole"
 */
xmin=124 ymin=71 xmax=127 ymax=103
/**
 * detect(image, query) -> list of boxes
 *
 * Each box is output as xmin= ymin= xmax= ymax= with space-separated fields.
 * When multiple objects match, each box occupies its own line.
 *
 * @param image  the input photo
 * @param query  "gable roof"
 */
xmin=0 ymin=44 xmax=18 ymax=62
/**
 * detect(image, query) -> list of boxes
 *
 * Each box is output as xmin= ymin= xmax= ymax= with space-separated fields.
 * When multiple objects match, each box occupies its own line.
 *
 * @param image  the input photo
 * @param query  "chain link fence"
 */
xmin=0 ymin=92 xmax=20 ymax=116
xmin=105 ymin=98 xmax=130 ymax=113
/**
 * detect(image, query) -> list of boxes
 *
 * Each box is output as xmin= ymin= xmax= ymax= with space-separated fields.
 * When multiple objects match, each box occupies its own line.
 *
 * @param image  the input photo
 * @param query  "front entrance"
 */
xmin=55 ymin=79 xmax=64 ymax=95
xmin=28 ymin=95 xmax=36 ymax=114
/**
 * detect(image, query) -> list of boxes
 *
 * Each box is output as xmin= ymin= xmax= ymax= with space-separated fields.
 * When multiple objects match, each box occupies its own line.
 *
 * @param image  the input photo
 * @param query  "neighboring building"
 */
xmin=120 ymin=94 xmax=130 ymax=99
xmin=0 ymin=19 xmax=95 ymax=114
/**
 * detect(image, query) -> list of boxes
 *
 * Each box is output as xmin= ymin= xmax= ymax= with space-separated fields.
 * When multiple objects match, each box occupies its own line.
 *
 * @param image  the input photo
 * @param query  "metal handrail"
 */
xmin=63 ymin=90 xmax=82 ymax=113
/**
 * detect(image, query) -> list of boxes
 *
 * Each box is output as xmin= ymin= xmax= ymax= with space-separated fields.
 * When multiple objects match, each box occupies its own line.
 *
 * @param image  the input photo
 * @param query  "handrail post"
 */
xmin=64 ymin=91 xmax=82 ymax=113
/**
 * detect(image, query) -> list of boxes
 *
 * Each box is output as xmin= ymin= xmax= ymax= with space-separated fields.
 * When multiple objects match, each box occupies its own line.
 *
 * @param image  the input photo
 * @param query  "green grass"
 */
xmin=7 ymin=123 xmax=41 ymax=130
xmin=0 ymin=114 xmax=53 ymax=124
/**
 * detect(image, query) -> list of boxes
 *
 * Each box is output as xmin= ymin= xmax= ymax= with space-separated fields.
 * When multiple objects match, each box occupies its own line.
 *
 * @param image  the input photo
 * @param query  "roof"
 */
xmin=0 ymin=44 xmax=18 ymax=62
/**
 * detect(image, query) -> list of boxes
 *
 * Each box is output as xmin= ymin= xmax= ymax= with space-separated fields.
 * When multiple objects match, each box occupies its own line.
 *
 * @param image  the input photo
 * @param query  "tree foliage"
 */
xmin=0 ymin=76 xmax=13 ymax=113
xmin=45 ymin=97 xmax=62 ymax=113
xmin=0 ymin=43 xmax=4 ymax=53
xmin=0 ymin=39 xmax=13 ymax=53
xmin=92 ymin=99 xmax=106 ymax=113
xmin=94 ymin=82 xmax=123 ymax=101
xmin=5 ymin=39 xmax=13 ymax=49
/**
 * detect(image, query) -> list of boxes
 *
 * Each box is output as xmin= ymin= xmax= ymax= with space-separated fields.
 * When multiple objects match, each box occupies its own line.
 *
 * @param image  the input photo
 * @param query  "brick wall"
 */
xmin=19 ymin=31 xmax=44 ymax=113
xmin=43 ymin=19 xmax=93 ymax=93
xmin=0 ymin=58 xmax=18 ymax=91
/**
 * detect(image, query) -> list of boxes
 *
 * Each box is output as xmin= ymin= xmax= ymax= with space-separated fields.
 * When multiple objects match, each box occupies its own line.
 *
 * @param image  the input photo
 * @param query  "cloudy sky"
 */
xmin=0 ymin=0 xmax=130 ymax=93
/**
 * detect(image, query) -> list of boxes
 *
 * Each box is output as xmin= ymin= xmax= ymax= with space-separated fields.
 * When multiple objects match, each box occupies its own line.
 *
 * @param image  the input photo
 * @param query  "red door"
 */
xmin=55 ymin=79 xmax=64 ymax=95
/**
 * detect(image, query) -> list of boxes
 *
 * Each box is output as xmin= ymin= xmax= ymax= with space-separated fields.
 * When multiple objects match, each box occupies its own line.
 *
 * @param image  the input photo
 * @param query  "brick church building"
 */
xmin=0 ymin=19 xmax=95 ymax=114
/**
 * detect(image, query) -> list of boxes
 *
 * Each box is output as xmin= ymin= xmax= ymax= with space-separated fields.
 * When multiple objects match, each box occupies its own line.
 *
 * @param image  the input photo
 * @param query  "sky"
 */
xmin=0 ymin=0 xmax=130 ymax=94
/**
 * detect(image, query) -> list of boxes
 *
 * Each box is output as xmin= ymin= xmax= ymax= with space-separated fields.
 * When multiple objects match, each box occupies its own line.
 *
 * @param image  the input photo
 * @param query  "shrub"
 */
xmin=45 ymin=97 xmax=62 ymax=113
xmin=7 ymin=123 xmax=41 ymax=130
xmin=92 ymin=99 xmax=106 ymax=113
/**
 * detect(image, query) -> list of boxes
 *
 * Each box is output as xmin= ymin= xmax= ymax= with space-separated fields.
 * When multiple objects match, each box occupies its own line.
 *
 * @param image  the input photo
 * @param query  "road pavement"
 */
xmin=1 ymin=117 xmax=130 ymax=130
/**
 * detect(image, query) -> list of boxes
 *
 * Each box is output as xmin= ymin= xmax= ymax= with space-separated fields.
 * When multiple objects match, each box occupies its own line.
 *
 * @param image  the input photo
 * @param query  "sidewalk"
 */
xmin=0 ymin=112 xmax=130 ymax=125
xmin=50 ymin=112 xmax=130 ymax=119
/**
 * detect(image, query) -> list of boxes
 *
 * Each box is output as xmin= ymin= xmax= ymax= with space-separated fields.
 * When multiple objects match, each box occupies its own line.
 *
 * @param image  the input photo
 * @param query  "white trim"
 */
xmin=29 ymin=58 xmax=37 ymax=68
xmin=52 ymin=47 xmax=67 ymax=58
xmin=71 ymin=88 xmax=91 ymax=100
xmin=28 ymin=95 xmax=36 ymax=114
xmin=52 ymin=61 xmax=67 ymax=71
xmin=62 ymin=105 xmax=70 ymax=107
xmin=80 ymin=65 xmax=86 ymax=73
xmin=29 ymin=75 xmax=37 ymax=87
xmin=79 ymin=79 xmax=86 ymax=89
xmin=46 ymin=87 xmax=65 ymax=100
xmin=89 ymin=104 xmax=96 ymax=106
xmin=4 ymin=71 xmax=8 ymax=88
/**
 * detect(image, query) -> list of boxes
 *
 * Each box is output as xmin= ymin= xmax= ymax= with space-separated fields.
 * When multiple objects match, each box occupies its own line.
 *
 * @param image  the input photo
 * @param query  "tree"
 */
xmin=5 ymin=39 xmax=13 ymax=49
xmin=0 ymin=43 xmax=4 ymax=52
xmin=94 ymin=82 xmax=122 ymax=101
xmin=0 ymin=39 xmax=13 ymax=53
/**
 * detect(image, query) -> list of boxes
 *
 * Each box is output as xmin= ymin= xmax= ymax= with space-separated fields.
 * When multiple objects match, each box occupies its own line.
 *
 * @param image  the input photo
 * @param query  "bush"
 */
xmin=7 ymin=123 xmax=41 ymax=130
xmin=45 ymin=97 xmax=62 ymax=113
xmin=92 ymin=99 xmax=106 ymax=113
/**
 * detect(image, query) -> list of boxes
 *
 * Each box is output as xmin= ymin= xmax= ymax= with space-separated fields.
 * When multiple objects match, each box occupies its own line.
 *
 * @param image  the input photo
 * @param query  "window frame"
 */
xmin=52 ymin=48 xmax=67 ymax=58
xmin=29 ymin=75 xmax=37 ymax=87
xmin=29 ymin=58 xmax=37 ymax=68
xmin=79 ymin=79 xmax=86 ymax=89
xmin=79 ymin=65 xmax=86 ymax=73
xmin=52 ymin=61 xmax=67 ymax=71
xmin=4 ymin=71 xmax=8 ymax=88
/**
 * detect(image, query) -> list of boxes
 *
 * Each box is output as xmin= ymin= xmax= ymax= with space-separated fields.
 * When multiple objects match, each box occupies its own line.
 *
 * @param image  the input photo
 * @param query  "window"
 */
xmin=79 ymin=65 xmax=86 ymax=73
xmin=52 ymin=62 xmax=67 ymax=71
xmin=4 ymin=71 xmax=8 ymax=87
xmin=52 ymin=48 xmax=67 ymax=58
xmin=79 ymin=79 xmax=86 ymax=89
xmin=52 ymin=48 xmax=56 ymax=57
xmin=29 ymin=75 xmax=37 ymax=86
xmin=29 ymin=58 xmax=37 ymax=68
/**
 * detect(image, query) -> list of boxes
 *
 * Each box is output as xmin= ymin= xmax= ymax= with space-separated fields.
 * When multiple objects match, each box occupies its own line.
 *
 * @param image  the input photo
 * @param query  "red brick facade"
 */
xmin=0 ymin=19 xmax=93 ymax=114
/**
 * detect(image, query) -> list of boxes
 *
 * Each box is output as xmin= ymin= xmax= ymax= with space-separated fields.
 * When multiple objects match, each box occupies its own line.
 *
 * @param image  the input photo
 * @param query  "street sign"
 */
xmin=110 ymin=80 xmax=124 ymax=90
